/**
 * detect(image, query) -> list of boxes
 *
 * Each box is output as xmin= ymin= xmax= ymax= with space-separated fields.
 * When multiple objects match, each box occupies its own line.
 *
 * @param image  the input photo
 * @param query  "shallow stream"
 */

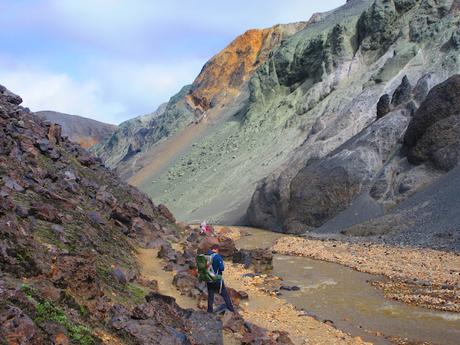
xmin=235 ymin=228 xmax=460 ymax=345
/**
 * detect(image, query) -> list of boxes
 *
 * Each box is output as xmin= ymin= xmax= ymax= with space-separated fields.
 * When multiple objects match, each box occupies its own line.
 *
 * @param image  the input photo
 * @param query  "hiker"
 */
xmin=200 ymin=220 xmax=213 ymax=235
xmin=196 ymin=244 xmax=235 ymax=313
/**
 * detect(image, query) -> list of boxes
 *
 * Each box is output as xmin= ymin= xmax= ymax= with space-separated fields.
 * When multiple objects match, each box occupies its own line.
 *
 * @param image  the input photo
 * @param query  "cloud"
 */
xmin=0 ymin=0 xmax=346 ymax=124
xmin=0 ymin=68 xmax=125 ymax=124
xmin=0 ymin=57 xmax=204 ymax=124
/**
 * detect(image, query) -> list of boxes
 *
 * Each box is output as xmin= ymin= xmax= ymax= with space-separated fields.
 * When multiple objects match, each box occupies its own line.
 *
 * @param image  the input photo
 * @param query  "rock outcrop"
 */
xmin=187 ymin=23 xmax=307 ymax=113
xmin=404 ymin=75 xmax=460 ymax=171
xmin=36 ymin=110 xmax=116 ymax=149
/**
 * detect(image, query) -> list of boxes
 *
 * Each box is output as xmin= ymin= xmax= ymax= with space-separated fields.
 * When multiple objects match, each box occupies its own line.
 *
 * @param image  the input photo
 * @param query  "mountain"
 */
xmin=92 ymin=22 xmax=308 ymax=178
xmin=94 ymin=0 xmax=460 ymax=249
xmin=36 ymin=110 xmax=116 ymax=149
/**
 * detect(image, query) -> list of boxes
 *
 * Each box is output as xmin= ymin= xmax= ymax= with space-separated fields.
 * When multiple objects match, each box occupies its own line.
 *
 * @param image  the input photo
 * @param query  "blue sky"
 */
xmin=0 ymin=0 xmax=344 ymax=124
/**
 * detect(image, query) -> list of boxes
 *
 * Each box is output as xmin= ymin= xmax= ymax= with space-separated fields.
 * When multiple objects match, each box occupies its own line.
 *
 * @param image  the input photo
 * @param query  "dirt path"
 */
xmin=137 ymin=247 xmax=196 ymax=309
xmin=136 ymin=246 xmax=370 ymax=345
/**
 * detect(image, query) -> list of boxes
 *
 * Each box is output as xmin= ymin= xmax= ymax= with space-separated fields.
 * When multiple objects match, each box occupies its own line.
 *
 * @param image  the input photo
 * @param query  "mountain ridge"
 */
xmin=36 ymin=110 xmax=116 ymax=149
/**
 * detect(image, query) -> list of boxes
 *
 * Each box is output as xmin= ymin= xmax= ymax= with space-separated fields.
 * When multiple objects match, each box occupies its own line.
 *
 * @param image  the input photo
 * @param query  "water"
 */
xmin=235 ymin=228 xmax=460 ymax=345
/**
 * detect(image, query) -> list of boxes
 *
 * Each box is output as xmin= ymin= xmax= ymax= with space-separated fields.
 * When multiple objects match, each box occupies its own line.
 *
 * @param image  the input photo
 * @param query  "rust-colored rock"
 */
xmin=158 ymin=203 xmax=175 ymax=223
xmin=187 ymin=23 xmax=307 ymax=113
xmin=0 ymin=306 xmax=42 ymax=345
xmin=47 ymin=123 xmax=62 ymax=145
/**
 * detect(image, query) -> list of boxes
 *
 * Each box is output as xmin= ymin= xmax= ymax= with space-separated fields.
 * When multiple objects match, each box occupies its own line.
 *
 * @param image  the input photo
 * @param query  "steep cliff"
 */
xmin=36 ymin=110 xmax=116 ymax=149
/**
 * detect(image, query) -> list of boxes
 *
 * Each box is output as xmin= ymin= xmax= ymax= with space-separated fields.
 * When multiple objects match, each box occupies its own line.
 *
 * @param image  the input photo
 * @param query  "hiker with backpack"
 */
xmin=196 ymin=244 xmax=235 ymax=313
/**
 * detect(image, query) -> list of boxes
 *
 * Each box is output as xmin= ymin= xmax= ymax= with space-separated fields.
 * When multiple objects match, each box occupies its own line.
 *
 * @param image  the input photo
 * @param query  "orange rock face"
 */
xmin=187 ymin=23 xmax=307 ymax=113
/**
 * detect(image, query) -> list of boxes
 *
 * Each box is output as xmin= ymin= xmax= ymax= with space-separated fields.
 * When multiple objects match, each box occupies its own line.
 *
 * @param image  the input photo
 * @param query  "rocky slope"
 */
xmin=95 ymin=0 xmax=460 ymax=248
xmin=36 ymin=111 xmax=116 ymax=149
xmin=0 ymin=85 xmax=225 ymax=344
xmin=93 ymin=22 xmax=308 ymax=179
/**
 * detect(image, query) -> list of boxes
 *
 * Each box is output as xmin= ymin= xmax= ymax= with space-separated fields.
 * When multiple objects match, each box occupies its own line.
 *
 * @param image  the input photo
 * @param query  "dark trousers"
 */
xmin=207 ymin=281 xmax=234 ymax=313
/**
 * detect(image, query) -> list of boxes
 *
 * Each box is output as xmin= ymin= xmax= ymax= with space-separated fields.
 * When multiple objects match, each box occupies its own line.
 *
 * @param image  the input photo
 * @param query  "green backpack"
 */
xmin=196 ymin=253 xmax=222 ymax=282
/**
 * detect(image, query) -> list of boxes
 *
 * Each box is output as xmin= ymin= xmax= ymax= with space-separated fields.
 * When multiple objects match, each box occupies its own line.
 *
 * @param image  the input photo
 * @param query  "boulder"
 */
xmin=404 ymin=75 xmax=460 ymax=171
xmin=158 ymin=203 xmax=176 ymax=223
xmin=47 ymin=123 xmax=62 ymax=145
xmin=30 ymin=203 xmax=61 ymax=223
xmin=158 ymin=244 xmax=177 ymax=262
xmin=172 ymin=271 xmax=199 ymax=293
xmin=111 ymin=293 xmax=223 ymax=345
xmin=391 ymin=75 xmax=412 ymax=106
xmin=197 ymin=236 xmax=236 ymax=258
xmin=233 ymin=248 xmax=273 ymax=273
xmin=87 ymin=211 xmax=107 ymax=225
xmin=0 ymin=306 xmax=42 ymax=345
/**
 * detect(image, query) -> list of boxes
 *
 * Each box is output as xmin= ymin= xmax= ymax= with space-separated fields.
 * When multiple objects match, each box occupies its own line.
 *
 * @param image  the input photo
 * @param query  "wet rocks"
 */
xmin=233 ymin=248 xmax=273 ymax=273
xmin=280 ymin=285 xmax=300 ymax=291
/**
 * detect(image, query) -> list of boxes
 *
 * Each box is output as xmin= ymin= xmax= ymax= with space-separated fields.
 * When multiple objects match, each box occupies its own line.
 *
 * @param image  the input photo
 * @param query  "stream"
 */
xmin=234 ymin=227 xmax=460 ymax=345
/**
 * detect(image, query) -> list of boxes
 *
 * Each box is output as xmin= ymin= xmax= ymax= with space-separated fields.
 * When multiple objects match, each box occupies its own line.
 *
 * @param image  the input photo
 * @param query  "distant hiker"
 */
xmin=196 ymin=244 xmax=235 ymax=313
xmin=200 ymin=220 xmax=208 ymax=234
xmin=200 ymin=220 xmax=214 ymax=235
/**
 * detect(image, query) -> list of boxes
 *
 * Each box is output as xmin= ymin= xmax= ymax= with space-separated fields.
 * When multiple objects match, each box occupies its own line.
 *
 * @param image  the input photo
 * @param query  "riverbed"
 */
xmin=234 ymin=227 xmax=460 ymax=345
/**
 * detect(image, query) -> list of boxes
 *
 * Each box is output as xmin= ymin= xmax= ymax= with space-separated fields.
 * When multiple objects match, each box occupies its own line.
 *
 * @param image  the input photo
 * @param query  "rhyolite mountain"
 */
xmin=36 ymin=110 xmax=116 ymax=149
xmin=95 ymin=0 xmax=460 ymax=249
xmin=92 ymin=22 xmax=307 ymax=173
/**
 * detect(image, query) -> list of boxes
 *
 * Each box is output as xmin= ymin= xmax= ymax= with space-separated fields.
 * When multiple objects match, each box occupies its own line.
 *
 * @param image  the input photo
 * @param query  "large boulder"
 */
xmin=197 ymin=236 xmax=236 ymax=258
xmin=0 ymin=306 xmax=42 ymax=345
xmin=284 ymin=109 xmax=409 ymax=232
xmin=404 ymin=75 xmax=460 ymax=171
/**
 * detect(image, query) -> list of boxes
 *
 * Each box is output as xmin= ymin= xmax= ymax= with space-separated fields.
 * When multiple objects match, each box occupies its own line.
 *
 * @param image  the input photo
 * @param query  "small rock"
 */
xmin=112 ymin=268 xmax=127 ymax=285
xmin=280 ymin=285 xmax=300 ymax=291
xmin=87 ymin=211 xmax=106 ymax=225
xmin=2 ymin=176 xmax=24 ymax=192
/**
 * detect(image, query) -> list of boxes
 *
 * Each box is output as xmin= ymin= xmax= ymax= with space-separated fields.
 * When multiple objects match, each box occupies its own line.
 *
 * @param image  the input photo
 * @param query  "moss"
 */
xmin=20 ymin=285 xmax=95 ymax=345
xmin=33 ymin=221 xmax=67 ymax=250
xmin=126 ymin=283 xmax=148 ymax=305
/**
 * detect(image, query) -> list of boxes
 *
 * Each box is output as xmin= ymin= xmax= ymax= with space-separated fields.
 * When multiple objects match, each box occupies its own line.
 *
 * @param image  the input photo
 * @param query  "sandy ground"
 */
xmin=136 ymin=247 xmax=370 ymax=345
xmin=272 ymin=237 xmax=460 ymax=312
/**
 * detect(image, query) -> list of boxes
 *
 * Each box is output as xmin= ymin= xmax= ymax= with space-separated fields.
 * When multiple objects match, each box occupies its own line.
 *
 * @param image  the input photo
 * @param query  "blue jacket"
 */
xmin=207 ymin=250 xmax=224 ymax=276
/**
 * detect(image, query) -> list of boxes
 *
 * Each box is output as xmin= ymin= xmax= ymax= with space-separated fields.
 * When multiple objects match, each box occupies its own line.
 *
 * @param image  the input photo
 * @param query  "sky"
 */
xmin=0 ymin=0 xmax=344 ymax=125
